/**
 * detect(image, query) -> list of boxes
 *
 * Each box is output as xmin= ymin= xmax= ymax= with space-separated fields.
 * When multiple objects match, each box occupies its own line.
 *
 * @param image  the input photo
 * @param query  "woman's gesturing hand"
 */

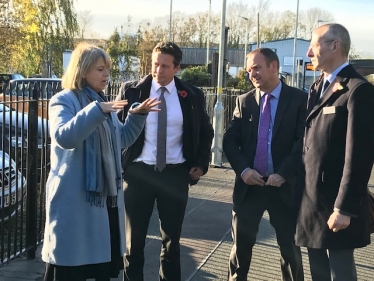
xmin=129 ymin=97 xmax=161 ymax=114
xmin=100 ymin=100 xmax=129 ymax=114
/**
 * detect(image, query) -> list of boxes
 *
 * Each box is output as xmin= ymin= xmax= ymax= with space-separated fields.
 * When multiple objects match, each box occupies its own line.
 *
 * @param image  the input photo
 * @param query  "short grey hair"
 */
xmin=323 ymin=23 xmax=351 ymax=58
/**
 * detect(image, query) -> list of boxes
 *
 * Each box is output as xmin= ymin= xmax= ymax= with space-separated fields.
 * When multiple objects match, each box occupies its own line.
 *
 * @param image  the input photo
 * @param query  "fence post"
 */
xmin=25 ymin=83 xmax=39 ymax=259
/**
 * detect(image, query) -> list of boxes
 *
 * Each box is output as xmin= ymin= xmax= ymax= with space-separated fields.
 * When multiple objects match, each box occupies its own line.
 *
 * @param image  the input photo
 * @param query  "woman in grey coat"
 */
xmin=42 ymin=42 xmax=160 ymax=281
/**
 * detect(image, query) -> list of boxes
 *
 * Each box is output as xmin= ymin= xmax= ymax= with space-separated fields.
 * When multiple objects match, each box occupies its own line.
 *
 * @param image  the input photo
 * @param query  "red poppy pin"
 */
xmin=178 ymin=90 xmax=188 ymax=98
xmin=332 ymin=82 xmax=344 ymax=93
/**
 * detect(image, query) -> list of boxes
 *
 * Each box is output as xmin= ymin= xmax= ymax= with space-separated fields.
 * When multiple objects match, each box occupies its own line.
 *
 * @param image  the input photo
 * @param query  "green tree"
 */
xmin=180 ymin=65 xmax=210 ymax=87
xmin=6 ymin=0 xmax=78 ymax=77
xmin=227 ymin=69 xmax=253 ymax=91
xmin=0 ymin=0 xmax=23 ymax=72
xmin=106 ymin=29 xmax=137 ymax=81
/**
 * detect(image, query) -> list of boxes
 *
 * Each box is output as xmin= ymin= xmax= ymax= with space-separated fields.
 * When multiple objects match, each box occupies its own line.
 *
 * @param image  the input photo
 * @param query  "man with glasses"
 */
xmin=296 ymin=23 xmax=374 ymax=280
xmin=223 ymin=48 xmax=307 ymax=281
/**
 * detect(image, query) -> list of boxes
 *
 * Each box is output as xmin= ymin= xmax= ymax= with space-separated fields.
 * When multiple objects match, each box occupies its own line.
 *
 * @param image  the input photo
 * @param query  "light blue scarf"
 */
xmin=78 ymin=86 xmax=122 ymax=207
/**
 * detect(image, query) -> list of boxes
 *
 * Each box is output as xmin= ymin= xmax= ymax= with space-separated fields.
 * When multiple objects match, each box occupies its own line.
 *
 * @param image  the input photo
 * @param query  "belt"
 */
xmin=136 ymin=161 xmax=185 ymax=171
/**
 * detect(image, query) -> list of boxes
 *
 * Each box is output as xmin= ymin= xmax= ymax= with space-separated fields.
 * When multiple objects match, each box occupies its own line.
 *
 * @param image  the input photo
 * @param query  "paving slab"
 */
xmin=1 ymin=165 xmax=374 ymax=281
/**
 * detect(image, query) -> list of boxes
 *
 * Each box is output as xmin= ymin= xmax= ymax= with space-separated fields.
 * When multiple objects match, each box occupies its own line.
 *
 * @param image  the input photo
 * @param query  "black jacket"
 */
xmin=116 ymin=74 xmax=214 ymax=184
xmin=223 ymin=82 xmax=307 ymax=206
xmin=296 ymin=65 xmax=374 ymax=249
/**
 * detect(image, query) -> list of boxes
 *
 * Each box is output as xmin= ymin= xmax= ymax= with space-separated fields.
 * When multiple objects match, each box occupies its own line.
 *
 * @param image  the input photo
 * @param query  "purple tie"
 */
xmin=254 ymin=93 xmax=271 ymax=175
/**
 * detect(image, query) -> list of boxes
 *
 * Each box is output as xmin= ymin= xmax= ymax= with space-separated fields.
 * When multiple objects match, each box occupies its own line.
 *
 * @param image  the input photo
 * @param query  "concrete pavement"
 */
xmin=1 ymin=165 xmax=374 ymax=280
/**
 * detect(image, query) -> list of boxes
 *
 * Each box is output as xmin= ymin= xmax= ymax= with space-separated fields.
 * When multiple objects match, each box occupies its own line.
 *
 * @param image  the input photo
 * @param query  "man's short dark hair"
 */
xmin=248 ymin=48 xmax=280 ymax=71
xmin=153 ymin=41 xmax=183 ymax=67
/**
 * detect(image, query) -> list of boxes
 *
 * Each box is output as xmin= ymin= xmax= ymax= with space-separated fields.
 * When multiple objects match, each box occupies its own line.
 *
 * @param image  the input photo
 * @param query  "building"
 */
xmin=181 ymin=38 xmax=318 ymax=89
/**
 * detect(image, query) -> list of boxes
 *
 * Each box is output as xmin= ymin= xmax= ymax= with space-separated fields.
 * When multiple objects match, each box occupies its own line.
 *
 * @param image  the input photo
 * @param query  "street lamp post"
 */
xmin=169 ymin=0 xmax=172 ymax=41
xmin=211 ymin=0 xmax=227 ymax=167
xmin=257 ymin=12 xmax=260 ymax=47
xmin=291 ymin=0 xmax=300 ymax=87
xmin=206 ymin=0 xmax=211 ymax=65
xmin=239 ymin=16 xmax=249 ymax=69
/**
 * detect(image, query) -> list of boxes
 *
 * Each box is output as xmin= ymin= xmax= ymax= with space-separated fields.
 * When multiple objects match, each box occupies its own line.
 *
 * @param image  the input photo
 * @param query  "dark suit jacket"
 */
xmin=296 ymin=65 xmax=374 ymax=249
xmin=116 ymin=74 xmax=214 ymax=184
xmin=223 ymin=82 xmax=307 ymax=207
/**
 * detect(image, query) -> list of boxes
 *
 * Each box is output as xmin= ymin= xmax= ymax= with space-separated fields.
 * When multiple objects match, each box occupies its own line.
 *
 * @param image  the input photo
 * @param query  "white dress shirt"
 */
xmin=135 ymin=79 xmax=185 ymax=165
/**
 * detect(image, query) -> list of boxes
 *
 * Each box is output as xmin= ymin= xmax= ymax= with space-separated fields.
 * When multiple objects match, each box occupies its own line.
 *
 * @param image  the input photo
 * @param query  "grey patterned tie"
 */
xmin=156 ymin=87 xmax=167 ymax=171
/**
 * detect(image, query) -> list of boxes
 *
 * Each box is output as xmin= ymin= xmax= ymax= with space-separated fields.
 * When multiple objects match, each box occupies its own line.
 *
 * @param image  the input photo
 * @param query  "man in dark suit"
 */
xmin=223 ymin=48 xmax=306 ymax=281
xmin=295 ymin=23 xmax=374 ymax=281
xmin=116 ymin=41 xmax=214 ymax=281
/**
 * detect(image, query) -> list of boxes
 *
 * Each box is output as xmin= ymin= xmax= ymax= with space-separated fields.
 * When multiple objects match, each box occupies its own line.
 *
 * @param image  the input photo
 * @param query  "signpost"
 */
xmin=303 ymin=62 xmax=316 ymax=89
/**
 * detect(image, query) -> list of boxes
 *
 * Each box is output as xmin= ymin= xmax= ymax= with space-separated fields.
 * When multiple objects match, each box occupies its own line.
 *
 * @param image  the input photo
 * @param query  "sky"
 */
xmin=74 ymin=0 xmax=374 ymax=58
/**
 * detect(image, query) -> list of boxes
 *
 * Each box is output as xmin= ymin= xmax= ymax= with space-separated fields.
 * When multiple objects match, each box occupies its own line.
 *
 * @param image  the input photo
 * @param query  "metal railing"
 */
xmin=0 ymin=80 xmax=243 ymax=265
xmin=0 ymin=79 xmax=59 ymax=264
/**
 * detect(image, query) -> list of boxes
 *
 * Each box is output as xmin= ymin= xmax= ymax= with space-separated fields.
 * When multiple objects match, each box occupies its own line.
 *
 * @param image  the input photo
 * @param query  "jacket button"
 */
xmin=304 ymin=146 xmax=309 ymax=152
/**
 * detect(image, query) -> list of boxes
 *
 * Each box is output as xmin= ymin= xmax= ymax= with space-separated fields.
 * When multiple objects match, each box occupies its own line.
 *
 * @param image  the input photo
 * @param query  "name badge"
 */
xmin=323 ymin=106 xmax=336 ymax=115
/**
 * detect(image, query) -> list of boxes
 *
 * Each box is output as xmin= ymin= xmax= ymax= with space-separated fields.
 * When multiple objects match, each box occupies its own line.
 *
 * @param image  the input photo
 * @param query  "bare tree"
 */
xmin=78 ymin=10 xmax=93 ymax=39
xmin=226 ymin=1 xmax=253 ymax=48
xmin=195 ymin=12 xmax=208 ymax=48
xmin=300 ymin=8 xmax=335 ymax=39
xmin=261 ymin=10 xmax=296 ymax=41
xmin=249 ymin=0 xmax=272 ymax=45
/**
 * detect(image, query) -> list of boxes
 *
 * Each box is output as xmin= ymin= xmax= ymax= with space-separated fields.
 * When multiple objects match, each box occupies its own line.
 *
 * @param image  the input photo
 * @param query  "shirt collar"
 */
xmin=152 ymin=79 xmax=176 ymax=94
xmin=260 ymin=81 xmax=281 ymax=100
xmin=324 ymin=62 xmax=349 ymax=84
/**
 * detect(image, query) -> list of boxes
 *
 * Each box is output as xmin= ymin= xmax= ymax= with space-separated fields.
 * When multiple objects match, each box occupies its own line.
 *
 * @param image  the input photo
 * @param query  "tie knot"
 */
xmin=322 ymin=80 xmax=330 ymax=93
xmin=160 ymin=87 xmax=166 ymax=95
xmin=264 ymin=93 xmax=272 ymax=103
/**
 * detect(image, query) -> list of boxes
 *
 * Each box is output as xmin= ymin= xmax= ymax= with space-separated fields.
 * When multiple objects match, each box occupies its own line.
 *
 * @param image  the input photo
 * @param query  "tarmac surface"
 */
xmin=1 ymin=164 xmax=374 ymax=280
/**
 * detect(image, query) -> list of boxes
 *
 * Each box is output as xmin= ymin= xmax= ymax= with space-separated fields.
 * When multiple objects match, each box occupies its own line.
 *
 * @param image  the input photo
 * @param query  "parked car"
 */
xmin=0 ymin=78 xmax=62 ymax=118
xmin=28 ymin=73 xmax=58 ymax=79
xmin=0 ymin=150 xmax=26 ymax=220
xmin=0 ymin=73 xmax=25 ymax=94
xmin=0 ymin=103 xmax=50 ymax=174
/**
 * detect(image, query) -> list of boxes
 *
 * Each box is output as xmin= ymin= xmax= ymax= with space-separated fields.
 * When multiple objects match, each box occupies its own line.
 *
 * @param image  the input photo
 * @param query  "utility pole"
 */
xmin=211 ymin=0 xmax=226 ymax=167
xmin=291 ymin=0 xmax=300 ymax=87
xmin=169 ymin=0 xmax=172 ymax=41
xmin=239 ymin=16 xmax=249 ymax=69
xmin=257 ymin=13 xmax=260 ymax=47
xmin=206 ymin=0 xmax=211 ymax=65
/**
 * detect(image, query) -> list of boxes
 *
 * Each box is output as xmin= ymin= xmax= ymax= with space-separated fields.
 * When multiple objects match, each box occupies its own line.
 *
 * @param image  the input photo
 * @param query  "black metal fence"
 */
xmin=0 ymin=79 xmax=61 ymax=264
xmin=0 ymin=80 xmax=243 ymax=265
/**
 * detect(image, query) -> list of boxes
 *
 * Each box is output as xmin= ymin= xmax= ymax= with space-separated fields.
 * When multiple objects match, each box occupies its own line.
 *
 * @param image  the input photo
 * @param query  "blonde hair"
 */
xmin=62 ymin=42 xmax=112 ymax=90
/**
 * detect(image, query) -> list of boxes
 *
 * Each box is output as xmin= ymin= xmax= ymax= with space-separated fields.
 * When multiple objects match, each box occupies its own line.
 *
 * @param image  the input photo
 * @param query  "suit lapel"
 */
xmin=249 ymin=89 xmax=260 ymax=138
xmin=307 ymin=75 xmax=324 ymax=116
xmin=272 ymin=84 xmax=291 ymax=139
xmin=307 ymin=66 xmax=350 ymax=122
xmin=317 ymin=76 xmax=348 ymax=106
xmin=175 ymin=83 xmax=193 ymax=148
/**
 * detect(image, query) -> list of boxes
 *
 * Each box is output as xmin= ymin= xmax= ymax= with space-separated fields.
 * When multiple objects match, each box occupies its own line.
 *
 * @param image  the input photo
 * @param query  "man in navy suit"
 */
xmin=223 ymin=48 xmax=306 ymax=281
xmin=116 ymin=41 xmax=214 ymax=281
xmin=296 ymin=23 xmax=374 ymax=281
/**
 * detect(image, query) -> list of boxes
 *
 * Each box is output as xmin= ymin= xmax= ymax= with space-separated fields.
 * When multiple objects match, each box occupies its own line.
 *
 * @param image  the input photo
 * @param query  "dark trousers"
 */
xmin=123 ymin=162 xmax=190 ymax=281
xmin=307 ymin=248 xmax=357 ymax=281
xmin=228 ymin=185 xmax=304 ymax=281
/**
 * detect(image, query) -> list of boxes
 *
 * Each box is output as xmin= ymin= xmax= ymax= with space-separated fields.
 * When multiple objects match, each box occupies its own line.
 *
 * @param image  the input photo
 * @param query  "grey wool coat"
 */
xmin=42 ymin=89 xmax=147 ymax=266
xmin=295 ymin=65 xmax=374 ymax=250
